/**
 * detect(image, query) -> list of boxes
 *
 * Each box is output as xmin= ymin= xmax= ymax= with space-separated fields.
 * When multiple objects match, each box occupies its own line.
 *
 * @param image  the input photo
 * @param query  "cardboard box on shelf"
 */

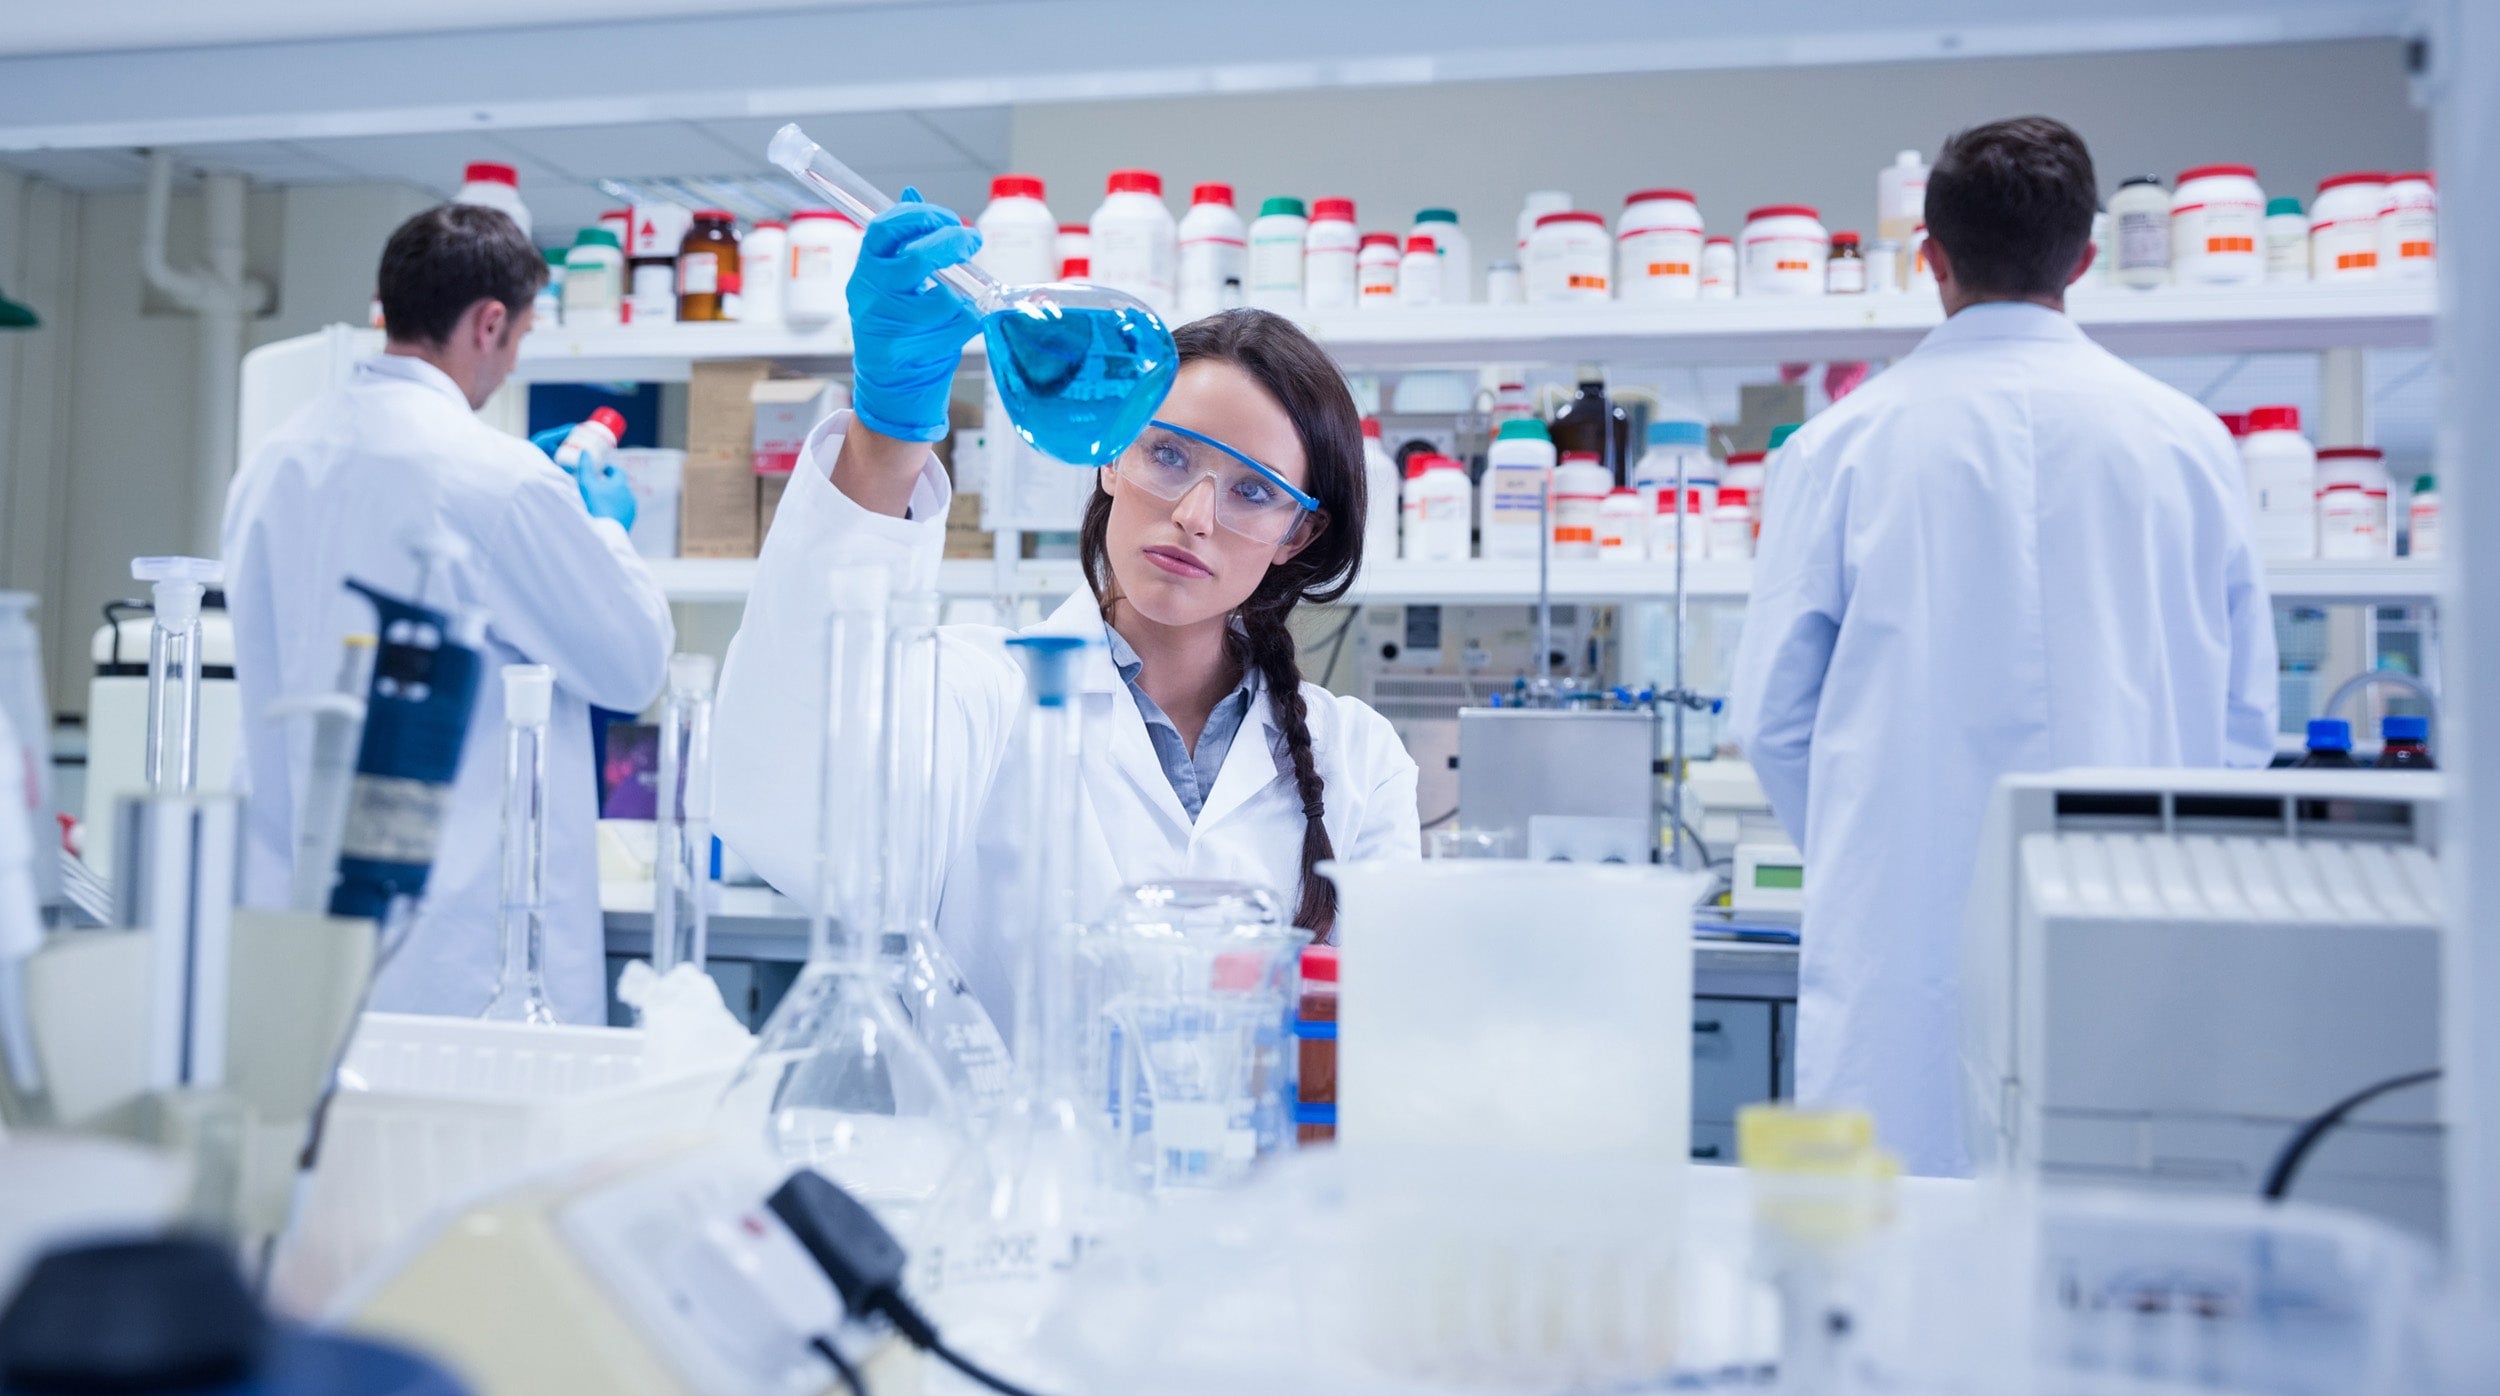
xmin=944 ymin=489 xmax=991 ymax=558
xmin=680 ymin=447 xmax=759 ymax=557
xmin=614 ymin=447 xmax=684 ymax=558
xmin=751 ymin=378 xmax=843 ymax=475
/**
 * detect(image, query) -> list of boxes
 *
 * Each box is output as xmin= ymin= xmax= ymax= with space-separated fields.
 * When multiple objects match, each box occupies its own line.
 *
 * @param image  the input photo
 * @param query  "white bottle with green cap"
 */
xmin=1481 ymin=417 xmax=1555 ymax=560
xmin=1247 ymin=197 xmax=1309 ymax=313
xmin=1412 ymin=208 xmax=1474 ymax=303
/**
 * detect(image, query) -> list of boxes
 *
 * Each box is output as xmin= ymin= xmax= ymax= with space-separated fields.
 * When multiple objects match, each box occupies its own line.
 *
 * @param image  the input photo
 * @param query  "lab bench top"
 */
xmin=599 ymin=883 xmax=1800 ymax=1001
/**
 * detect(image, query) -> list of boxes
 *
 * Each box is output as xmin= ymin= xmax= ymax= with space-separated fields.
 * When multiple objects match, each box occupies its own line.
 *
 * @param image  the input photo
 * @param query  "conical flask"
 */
xmin=917 ymin=635 xmax=1137 ymax=1356
xmin=768 ymin=123 xmax=1179 ymax=468
xmin=876 ymin=596 xmax=1015 ymax=1119
xmin=715 ymin=566 xmax=966 ymax=1230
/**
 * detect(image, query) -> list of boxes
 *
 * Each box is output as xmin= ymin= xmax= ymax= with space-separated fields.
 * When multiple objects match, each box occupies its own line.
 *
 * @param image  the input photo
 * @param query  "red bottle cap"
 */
xmin=462 ymin=162 xmax=518 ymax=186
xmin=1106 ymin=169 xmax=1163 ymax=196
xmin=1301 ymin=945 xmax=1339 ymax=983
xmin=1405 ymin=234 xmax=1436 ymax=254
xmin=1191 ymin=182 xmax=1235 ymax=206
xmin=587 ymin=406 xmax=627 ymax=439
xmin=1312 ymin=197 xmax=1357 ymax=222
xmin=1624 ymin=188 xmax=1697 ymax=205
xmin=1746 ymin=205 xmax=1822 ymax=223
xmin=2245 ymin=405 xmax=2302 ymax=433
xmin=990 ymin=174 xmax=1045 ymax=200
xmin=1060 ymin=257 xmax=1091 ymax=278
xmin=1361 ymin=417 xmax=1382 ymax=440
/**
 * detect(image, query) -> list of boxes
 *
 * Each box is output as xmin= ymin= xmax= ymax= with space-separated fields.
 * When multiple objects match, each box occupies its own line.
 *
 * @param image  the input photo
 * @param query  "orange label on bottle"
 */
xmin=1553 ymin=526 xmax=1595 ymax=544
xmin=1776 ymin=260 xmax=1811 ymax=272
xmin=2207 ymin=236 xmax=2256 ymax=254
xmin=2336 ymin=251 xmax=2379 ymax=270
xmin=2400 ymin=241 xmax=2434 ymax=258
xmin=1567 ymin=274 xmax=1608 ymax=290
xmin=1646 ymin=261 xmax=1693 ymax=277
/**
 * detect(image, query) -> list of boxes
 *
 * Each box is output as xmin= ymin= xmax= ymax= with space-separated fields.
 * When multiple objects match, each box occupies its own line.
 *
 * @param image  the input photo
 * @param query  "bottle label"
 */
xmin=1826 ymin=257 xmax=1866 ymax=294
xmin=2116 ymin=209 xmax=2169 ymax=270
xmin=679 ymin=250 xmax=719 ymax=295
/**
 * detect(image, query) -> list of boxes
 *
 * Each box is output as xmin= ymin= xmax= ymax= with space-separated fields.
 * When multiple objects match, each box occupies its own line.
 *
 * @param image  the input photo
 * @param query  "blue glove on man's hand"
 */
xmin=847 ymin=187 xmax=983 ymax=444
xmin=532 ymin=422 xmax=637 ymax=531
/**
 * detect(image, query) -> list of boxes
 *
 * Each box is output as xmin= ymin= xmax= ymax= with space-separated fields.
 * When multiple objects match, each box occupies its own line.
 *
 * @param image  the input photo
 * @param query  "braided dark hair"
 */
xmin=1078 ymin=309 xmax=1367 ymax=934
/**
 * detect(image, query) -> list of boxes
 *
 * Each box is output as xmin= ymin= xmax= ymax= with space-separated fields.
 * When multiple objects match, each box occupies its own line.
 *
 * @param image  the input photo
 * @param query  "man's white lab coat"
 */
xmin=1727 ymin=302 xmax=2279 ymax=1176
xmin=222 ymin=354 xmax=672 ymax=1021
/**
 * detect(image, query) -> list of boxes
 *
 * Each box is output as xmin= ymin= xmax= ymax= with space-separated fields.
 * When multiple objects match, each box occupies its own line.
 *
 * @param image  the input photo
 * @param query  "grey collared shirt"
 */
xmin=1103 ymin=626 xmax=1259 ymax=822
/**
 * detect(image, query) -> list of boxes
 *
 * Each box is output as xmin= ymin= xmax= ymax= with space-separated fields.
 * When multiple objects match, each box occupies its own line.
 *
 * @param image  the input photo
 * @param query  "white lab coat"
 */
xmin=713 ymin=412 xmax=1421 ymax=1037
xmin=221 ymin=354 xmax=673 ymax=1022
xmin=1727 ymin=303 xmax=2278 ymax=1177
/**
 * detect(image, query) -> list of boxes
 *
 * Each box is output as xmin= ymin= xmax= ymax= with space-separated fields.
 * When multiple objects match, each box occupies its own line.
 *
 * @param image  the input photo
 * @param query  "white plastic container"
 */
xmin=1720 ymin=451 xmax=1768 ymax=533
xmin=1646 ymin=488 xmax=1706 ymax=561
xmin=626 ymin=205 xmax=693 ymax=262
xmin=533 ymin=249 xmax=563 ymax=326
xmin=2240 ymin=405 xmax=2317 ymax=561
xmin=2263 ymin=198 xmax=2310 ymax=282
xmin=2315 ymin=446 xmax=2395 ymax=557
xmin=1708 ymin=489 xmax=1756 ymax=560
xmin=1616 ymin=189 xmax=1704 ymax=302
xmin=1176 ymin=182 xmax=1247 ymax=322
xmin=1876 ymin=149 xmax=1929 ymax=246
xmin=974 ymin=174 xmax=1060 ymax=288
xmin=1516 ymin=190 xmax=1572 ymax=258
xmin=1413 ymin=209 xmax=1473 ymax=303
xmin=1699 ymin=237 xmax=1736 ymax=296
xmin=2317 ymin=482 xmax=2382 ymax=560
xmin=452 ymin=161 xmax=531 ymax=236
xmin=2109 ymin=177 xmax=2172 ymax=289
xmin=1246 ymin=198 xmax=1309 ymax=313
xmin=1597 ymin=489 xmax=1644 ymax=562
xmin=1526 ymin=211 xmax=1611 ymax=303
xmin=737 ymin=220 xmax=787 ymax=327
xmin=1631 ymin=418 xmax=1716 ymax=523
xmin=1484 ymin=260 xmax=1524 ymax=305
xmin=2311 ymin=172 xmax=2387 ymax=282
xmin=2408 ymin=474 xmax=2440 ymax=559
xmin=1361 ymin=418 xmax=1402 ymax=565
xmin=1550 ymin=451 xmax=1612 ymax=560
xmin=1401 ymin=454 xmax=1472 ymax=562
xmin=626 ymin=259 xmax=675 ymax=326
xmin=2381 ymin=172 xmax=2437 ymax=282
xmin=1056 ymin=224 xmax=1091 ymax=278
xmin=1740 ymin=205 xmax=1828 ymax=297
xmin=785 ymin=209 xmax=861 ymax=325
xmin=1091 ymin=169 xmax=1178 ymax=318
xmin=1480 ymin=419 xmax=1555 ymax=561
xmin=1826 ymin=232 xmax=1868 ymax=294
xmin=2170 ymin=164 xmax=2266 ymax=287
xmin=560 ymin=227 xmax=624 ymax=329
xmin=1305 ymin=198 xmax=1360 ymax=311
xmin=1396 ymin=235 xmax=1442 ymax=307
xmin=1358 ymin=232 xmax=1402 ymax=308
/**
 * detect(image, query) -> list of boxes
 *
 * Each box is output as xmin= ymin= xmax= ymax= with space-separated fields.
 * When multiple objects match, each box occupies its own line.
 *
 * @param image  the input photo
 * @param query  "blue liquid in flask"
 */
xmin=981 ymin=297 xmax=1178 ymax=467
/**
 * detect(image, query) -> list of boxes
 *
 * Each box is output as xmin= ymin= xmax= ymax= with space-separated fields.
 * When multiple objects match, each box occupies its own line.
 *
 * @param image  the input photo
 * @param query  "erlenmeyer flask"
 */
xmin=918 ymin=636 xmax=1137 ymax=1359
xmin=769 ymin=124 xmax=1179 ymax=468
xmin=714 ymin=566 xmax=966 ymax=1230
xmin=878 ymin=594 xmax=1013 ymax=1119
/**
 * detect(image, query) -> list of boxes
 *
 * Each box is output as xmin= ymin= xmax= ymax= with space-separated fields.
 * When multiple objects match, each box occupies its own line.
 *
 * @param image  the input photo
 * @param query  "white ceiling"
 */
xmin=0 ymin=0 xmax=935 ymax=58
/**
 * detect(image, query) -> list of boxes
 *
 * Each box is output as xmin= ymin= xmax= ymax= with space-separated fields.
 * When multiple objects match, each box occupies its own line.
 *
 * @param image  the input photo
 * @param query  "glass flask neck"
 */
xmin=769 ymin=123 xmax=1006 ymax=314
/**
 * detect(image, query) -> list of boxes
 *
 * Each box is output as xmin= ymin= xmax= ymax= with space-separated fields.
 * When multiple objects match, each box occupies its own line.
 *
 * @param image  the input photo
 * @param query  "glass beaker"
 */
xmin=480 ymin=665 xmax=559 ymax=1024
xmin=768 ymin=124 xmax=1179 ymax=468
xmin=1086 ymin=881 xmax=1310 ymax=1193
xmin=716 ymin=566 xmax=966 ymax=1231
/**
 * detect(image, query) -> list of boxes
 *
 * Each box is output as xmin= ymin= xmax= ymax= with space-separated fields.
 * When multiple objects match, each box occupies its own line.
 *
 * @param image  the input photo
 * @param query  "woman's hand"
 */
xmin=846 ymin=188 xmax=982 ymax=445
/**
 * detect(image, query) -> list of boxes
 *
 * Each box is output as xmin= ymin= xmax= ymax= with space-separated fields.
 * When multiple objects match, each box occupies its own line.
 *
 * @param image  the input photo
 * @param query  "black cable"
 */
xmin=810 ymin=1335 xmax=868 ymax=1396
xmin=923 ymin=1335 xmax=1052 ymax=1396
xmin=1420 ymin=805 xmax=1460 ymax=830
xmin=1315 ymin=606 xmax=1360 ymax=689
xmin=2260 ymin=1068 xmax=2440 ymax=1201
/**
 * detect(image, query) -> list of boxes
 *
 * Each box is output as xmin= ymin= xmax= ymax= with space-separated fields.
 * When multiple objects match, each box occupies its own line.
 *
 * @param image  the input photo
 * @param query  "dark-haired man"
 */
xmin=1728 ymin=116 xmax=2278 ymax=1176
xmin=222 ymin=204 xmax=671 ymax=1021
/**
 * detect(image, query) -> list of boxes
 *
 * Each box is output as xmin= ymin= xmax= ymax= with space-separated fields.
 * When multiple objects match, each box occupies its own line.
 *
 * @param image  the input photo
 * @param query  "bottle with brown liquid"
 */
xmin=676 ymin=210 xmax=741 ymax=322
xmin=1548 ymin=364 xmax=1631 ymax=484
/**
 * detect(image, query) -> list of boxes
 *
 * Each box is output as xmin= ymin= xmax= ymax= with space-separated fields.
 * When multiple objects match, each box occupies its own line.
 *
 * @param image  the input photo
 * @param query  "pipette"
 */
xmin=768 ymin=124 xmax=1180 ymax=468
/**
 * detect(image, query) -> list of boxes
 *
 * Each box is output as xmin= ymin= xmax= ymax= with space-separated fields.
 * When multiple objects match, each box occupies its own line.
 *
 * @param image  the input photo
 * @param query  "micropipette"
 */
xmin=768 ymin=124 xmax=1180 ymax=468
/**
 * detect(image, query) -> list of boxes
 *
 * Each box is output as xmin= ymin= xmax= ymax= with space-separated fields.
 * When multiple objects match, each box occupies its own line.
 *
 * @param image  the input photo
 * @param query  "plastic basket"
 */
xmin=271 ymin=1013 xmax=732 ymax=1314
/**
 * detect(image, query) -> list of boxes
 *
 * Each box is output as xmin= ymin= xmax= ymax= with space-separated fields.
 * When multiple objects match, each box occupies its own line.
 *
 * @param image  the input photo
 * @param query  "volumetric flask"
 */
xmin=769 ymin=123 xmax=1178 ymax=467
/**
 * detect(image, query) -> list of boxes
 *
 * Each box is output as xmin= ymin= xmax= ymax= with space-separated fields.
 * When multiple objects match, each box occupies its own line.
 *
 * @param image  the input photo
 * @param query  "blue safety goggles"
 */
xmin=1114 ymin=419 xmax=1322 ymax=546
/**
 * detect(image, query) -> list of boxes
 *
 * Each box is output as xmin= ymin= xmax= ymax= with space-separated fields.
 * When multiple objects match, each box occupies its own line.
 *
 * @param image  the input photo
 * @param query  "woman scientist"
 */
xmin=712 ymin=190 xmax=1420 ymax=1035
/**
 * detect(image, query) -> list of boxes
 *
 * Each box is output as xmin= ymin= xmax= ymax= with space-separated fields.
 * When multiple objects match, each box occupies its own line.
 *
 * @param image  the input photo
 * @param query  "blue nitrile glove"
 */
xmin=847 ymin=186 xmax=983 ymax=444
xmin=532 ymin=423 xmax=637 ymax=530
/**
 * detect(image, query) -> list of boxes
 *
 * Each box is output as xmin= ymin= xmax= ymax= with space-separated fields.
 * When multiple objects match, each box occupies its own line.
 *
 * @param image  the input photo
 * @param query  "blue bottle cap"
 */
xmin=1648 ymin=418 xmax=1707 ymax=448
xmin=2383 ymin=715 xmax=2429 ymax=742
xmin=1006 ymin=634 xmax=1090 ymax=707
xmin=2306 ymin=718 xmax=2352 ymax=752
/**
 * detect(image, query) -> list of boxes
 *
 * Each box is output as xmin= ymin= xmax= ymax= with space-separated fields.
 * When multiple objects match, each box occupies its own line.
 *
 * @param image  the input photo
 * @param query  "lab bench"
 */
xmin=602 ymin=886 xmax=1800 ymax=1160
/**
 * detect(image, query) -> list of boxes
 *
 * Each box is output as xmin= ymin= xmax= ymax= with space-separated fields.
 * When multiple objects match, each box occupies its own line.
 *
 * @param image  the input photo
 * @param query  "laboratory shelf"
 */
xmin=512 ymin=284 xmax=2435 ymax=382
xmin=649 ymin=554 xmax=2437 ymax=608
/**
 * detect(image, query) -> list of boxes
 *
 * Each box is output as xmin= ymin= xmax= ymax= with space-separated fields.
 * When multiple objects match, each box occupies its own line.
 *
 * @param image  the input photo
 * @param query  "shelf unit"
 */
xmin=647 ymin=555 xmax=2440 ymax=609
xmin=513 ymin=285 xmax=2437 ymax=383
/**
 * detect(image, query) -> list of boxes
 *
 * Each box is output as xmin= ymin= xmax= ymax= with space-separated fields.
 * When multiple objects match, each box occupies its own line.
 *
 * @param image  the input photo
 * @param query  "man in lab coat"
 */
xmin=1727 ymin=117 xmax=2278 ymax=1176
xmin=222 ymin=204 xmax=673 ymax=1021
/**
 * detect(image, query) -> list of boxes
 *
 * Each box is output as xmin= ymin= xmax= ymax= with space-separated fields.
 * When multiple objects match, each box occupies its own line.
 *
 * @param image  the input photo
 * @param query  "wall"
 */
xmin=1012 ymin=39 xmax=2428 ymax=286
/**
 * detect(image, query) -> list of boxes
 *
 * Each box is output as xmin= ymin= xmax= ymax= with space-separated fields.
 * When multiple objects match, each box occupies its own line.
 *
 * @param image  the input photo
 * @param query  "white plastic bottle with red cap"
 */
xmin=1360 ymin=419 xmax=1402 ymax=564
xmin=1401 ymin=454 xmax=1472 ymax=562
xmin=550 ymin=407 xmax=628 ymax=475
xmin=1396 ymin=235 xmax=1443 ymax=307
xmin=1056 ymin=225 xmax=1091 ymax=279
xmin=1090 ymin=170 xmax=1177 ymax=318
xmin=1176 ymin=183 xmax=1247 ymax=322
xmin=975 ymin=175 xmax=1059 ymax=288
xmin=2240 ymin=404 xmax=2317 ymax=560
xmin=1305 ymin=199 xmax=1360 ymax=311
xmin=1550 ymin=451 xmax=1612 ymax=560
xmin=453 ymin=161 xmax=531 ymax=236
xmin=1357 ymin=233 xmax=1402 ymax=308
xmin=2315 ymin=446 xmax=2394 ymax=558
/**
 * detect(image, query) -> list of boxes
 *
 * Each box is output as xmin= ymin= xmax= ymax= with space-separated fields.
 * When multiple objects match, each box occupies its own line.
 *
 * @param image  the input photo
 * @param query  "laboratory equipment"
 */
xmin=480 ymin=665 xmax=558 ymax=1025
xmin=916 ymin=637 xmax=1133 ymax=1371
xmin=266 ymin=635 xmax=376 ymax=916
xmin=1455 ymin=705 xmax=1655 ymax=861
xmin=1730 ymin=835 xmax=1807 ymax=915
xmin=129 ymin=557 xmax=220 ymax=797
xmin=717 ymin=566 xmax=966 ymax=1226
xmin=327 ymin=581 xmax=485 ymax=928
xmin=0 ymin=702 xmax=45 ymax=1124
xmin=1961 ymin=767 xmax=2446 ymax=1239
xmin=652 ymin=653 xmax=718 ymax=978
xmin=876 ymin=597 xmax=1012 ymax=1117
xmin=1086 ymin=880 xmax=1307 ymax=1192
xmin=1740 ymin=1106 xmax=1899 ymax=1396
xmin=0 ymin=593 xmax=56 ymax=914
xmin=768 ymin=123 xmax=1178 ymax=468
